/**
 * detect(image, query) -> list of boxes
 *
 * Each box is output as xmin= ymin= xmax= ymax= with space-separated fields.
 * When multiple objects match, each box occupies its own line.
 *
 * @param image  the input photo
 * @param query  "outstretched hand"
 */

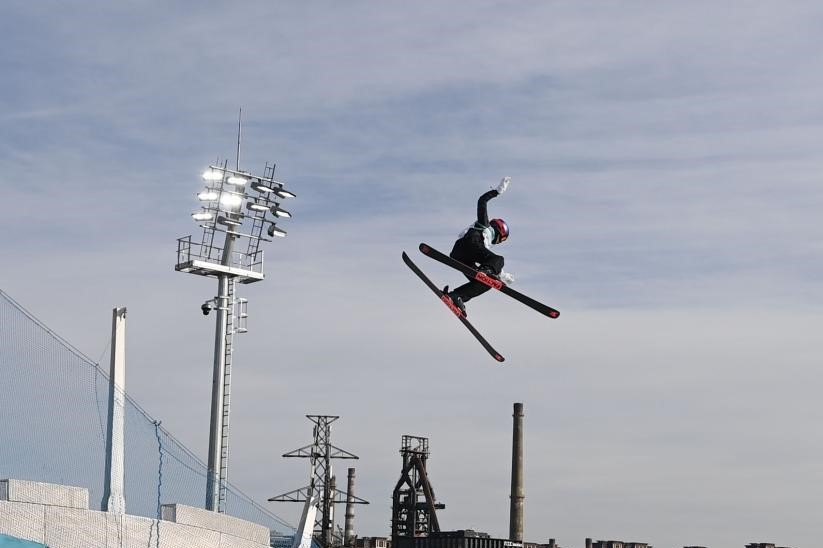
xmin=496 ymin=176 xmax=511 ymax=194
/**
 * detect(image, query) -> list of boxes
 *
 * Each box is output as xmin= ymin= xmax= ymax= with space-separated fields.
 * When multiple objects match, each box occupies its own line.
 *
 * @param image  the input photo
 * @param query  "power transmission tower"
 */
xmin=269 ymin=415 xmax=368 ymax=547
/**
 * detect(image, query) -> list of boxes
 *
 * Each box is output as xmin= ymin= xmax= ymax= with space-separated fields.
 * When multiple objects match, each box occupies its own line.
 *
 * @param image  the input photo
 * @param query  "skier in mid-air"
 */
xmin=403 ymin=175 xmax=558 ymax=361
xmin=443 ymin=176 xmax=514 ymax=316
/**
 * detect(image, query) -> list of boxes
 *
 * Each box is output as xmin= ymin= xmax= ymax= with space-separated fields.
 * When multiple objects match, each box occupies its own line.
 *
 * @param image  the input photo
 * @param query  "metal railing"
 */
xmin=176 ymin=236 xmax=264 ymax=277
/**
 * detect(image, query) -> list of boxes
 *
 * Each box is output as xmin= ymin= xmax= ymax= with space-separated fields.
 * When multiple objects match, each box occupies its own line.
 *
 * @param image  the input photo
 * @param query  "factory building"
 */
xmin=394 ymin=530 xmax=566 ymax=548
xmin=355 ymin=537 xmax=390 ymax=548
xmin=585 ymin=541 xmax=650 ymax=548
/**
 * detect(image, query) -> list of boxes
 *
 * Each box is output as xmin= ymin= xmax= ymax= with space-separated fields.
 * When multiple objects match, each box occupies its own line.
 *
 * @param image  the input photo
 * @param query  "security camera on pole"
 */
xmin=175 ymin=111 xmax=296 ymax=512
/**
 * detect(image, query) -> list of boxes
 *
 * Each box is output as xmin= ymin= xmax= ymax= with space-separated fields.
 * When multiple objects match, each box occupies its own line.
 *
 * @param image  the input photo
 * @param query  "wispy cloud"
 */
xmin=2 ymin=2 xmax=823 ymax=546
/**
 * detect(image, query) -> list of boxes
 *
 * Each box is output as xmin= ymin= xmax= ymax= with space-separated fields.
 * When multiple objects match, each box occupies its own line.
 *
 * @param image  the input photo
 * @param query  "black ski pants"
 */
xmin=449 ymin=231 xmax=504 ymax=302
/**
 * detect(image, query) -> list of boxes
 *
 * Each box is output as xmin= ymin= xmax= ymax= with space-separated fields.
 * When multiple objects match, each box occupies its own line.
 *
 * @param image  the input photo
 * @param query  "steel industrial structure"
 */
xmin=269 ymin=415 xmax=368 ymax=548
xmin=175 ymin=117 xmax=296 ymax=512
xmin=391 ymin=435 xmax=444 ymax=548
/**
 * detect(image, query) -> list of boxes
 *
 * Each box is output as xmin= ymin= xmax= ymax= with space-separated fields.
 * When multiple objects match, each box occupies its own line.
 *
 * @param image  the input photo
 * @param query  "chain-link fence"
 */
xmin=0 ymin=289 xmax=294 ymax=542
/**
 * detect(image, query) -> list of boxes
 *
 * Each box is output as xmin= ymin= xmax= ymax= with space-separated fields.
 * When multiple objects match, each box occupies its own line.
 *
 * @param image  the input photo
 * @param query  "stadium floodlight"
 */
xmin=217 ymin=215 xmax=242 ymax=227
xmin=246 ymin=201 xmax=269 ymax=212
xmin=202 ymin=168 xmax=224 ymax=181
xmin=267 ymin=223 xmax=287 ymax=238
xmin=175 ymin=116 xmax=296 ymax=514
xmin=270 ymin=204 xmax=291 ymax=218
xmin=250 ymin=180 xmax=295 ymax=199
xmin=250 ymin=181 xmax=274 ymax=194
xmin=274 ymin=187 xmax=296 ymax=199
xmin=219 ymin=193 xmax=243 ymax=209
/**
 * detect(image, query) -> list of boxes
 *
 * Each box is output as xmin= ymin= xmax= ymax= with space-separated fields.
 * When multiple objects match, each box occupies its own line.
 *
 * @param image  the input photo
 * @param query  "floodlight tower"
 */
xmin=175 ymin=117 xmax=296 ymax=512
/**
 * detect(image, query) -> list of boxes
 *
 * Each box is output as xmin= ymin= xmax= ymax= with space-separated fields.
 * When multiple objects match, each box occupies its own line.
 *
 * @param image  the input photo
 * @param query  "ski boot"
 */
xmin=442 ymin=285 xmax=467 ymax=317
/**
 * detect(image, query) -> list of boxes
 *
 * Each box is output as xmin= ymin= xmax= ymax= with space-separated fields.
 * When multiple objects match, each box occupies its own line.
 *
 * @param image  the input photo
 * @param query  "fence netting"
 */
xmin=0 ymin=289 xmax=294 ymax=544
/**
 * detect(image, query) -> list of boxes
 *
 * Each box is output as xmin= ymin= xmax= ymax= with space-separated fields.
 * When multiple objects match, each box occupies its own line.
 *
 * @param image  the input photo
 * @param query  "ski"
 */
xmin=402 ymin=251 xmax=505 ymax=363
xmin=418 ymin=243 xmax=560 ymax=319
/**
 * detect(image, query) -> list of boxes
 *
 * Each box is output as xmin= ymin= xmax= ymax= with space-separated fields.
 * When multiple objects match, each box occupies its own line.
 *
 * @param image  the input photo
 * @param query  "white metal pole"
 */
xmin=206 ymin=232 xmax=236 ymax=511
xmin=103 ymin=307 xmax=127 ymax=514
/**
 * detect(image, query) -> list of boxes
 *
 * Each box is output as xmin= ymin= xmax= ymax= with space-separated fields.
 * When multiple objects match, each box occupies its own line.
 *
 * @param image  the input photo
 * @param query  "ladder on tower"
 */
xmin=218 ymin=278 xmax=236 ymax=512
xmin=245 ymin=163 xmax=276 ymax=260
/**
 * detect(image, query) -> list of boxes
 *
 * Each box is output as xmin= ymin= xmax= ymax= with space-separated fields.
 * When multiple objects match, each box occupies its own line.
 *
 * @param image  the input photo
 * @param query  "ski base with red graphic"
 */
xmin=418 ymin=243 xmax=560 ymax=319
xmin=402 ymin=251 xmax=505 ymax=363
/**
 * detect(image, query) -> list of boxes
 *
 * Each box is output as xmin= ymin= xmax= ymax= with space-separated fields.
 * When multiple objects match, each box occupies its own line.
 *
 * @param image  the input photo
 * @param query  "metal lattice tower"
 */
xmin=391 ymin=435 xmax=444 ymax=548
xmin=175 ymin=114 xmax=296 ymax=512
xmin=269 ymin=415 xmax=368 ymax=548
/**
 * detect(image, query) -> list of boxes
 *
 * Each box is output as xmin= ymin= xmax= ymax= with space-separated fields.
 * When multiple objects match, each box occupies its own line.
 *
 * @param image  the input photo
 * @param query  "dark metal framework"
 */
xmin=391 ymin=435 xmax=445 ymax=548
xmin=269 ymin=415 xmax=368 ymax=548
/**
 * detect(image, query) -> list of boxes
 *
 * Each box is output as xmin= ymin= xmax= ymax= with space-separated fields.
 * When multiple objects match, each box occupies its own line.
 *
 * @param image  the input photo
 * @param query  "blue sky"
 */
xmin=2 ymin=2 xmax=823 ymax=547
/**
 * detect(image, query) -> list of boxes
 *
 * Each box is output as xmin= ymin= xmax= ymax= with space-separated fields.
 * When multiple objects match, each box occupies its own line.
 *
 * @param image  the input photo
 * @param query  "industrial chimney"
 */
xmin=344 ymin=467 xmax=356 ymax=546
xmin=509 ymin=402 xmax=524 ymax=542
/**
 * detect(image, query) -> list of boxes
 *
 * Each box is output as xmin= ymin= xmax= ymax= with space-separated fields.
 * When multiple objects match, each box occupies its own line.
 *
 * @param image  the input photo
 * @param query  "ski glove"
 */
xmin=496 ymin=176 xmax=511 ymax=194
xmin=499 ymin=271 xmax=515 ymax=285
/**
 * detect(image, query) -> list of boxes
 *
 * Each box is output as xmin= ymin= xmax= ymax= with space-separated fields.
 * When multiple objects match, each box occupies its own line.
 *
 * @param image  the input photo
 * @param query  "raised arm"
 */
xmin=475 ymin=189 xmax=498 ymax=226
xmin=475 ymin=176 xmax=510 ymax=226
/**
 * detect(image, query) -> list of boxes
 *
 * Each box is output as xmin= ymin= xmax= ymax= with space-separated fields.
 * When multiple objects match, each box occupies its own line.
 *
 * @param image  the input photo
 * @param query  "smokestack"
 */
xmin=585 ymin=538 xmax=592 ymax=548
xmin=509 ymin=402 xmax=524 ymax=542
xmin=344 ymin=467 xmax=356 ymax=546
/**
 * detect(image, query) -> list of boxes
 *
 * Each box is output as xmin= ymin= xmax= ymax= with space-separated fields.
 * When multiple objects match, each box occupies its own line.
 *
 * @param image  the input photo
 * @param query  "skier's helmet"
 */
xmin=490 ymin=218 xmax=509 ymax=244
